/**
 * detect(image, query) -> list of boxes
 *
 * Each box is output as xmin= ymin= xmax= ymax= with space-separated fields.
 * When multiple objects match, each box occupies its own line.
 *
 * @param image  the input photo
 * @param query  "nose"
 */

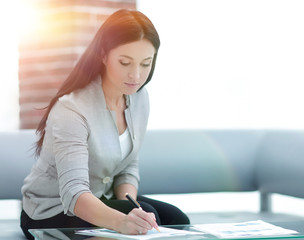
xmin=128 ymin=66 xmax=140 ymax=81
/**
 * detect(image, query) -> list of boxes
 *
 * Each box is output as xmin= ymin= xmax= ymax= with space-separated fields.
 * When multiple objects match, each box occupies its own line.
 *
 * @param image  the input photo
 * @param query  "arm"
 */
xmin=52 ymin=98 xmax=156 ymax=234
xmin=114 ymin=183 xmax=137 ymax=200
xmin=74 ymin=192 xmax=158 ymax=235
xmin=74 ymin=192 xmax=125 ymax=231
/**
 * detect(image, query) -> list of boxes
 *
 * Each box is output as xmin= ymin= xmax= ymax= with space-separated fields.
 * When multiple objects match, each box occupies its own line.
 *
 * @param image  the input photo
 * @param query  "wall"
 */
xmin=19 ymin=0 xmax=136 ymax=129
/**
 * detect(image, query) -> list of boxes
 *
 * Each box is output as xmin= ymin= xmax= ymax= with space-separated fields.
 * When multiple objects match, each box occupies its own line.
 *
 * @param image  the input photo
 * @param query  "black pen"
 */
xmin=125 ymin=193 xmax=160 ymax=232
xmin=125 ymin=193 xmax=141 ymax=208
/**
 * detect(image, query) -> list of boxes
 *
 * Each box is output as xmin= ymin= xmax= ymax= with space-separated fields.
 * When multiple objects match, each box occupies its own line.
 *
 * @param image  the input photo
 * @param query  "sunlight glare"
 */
xmin=0 ymin=1 xmax=19 ymax=130
xmin=17 ymin=0 xmax=41 ymax=37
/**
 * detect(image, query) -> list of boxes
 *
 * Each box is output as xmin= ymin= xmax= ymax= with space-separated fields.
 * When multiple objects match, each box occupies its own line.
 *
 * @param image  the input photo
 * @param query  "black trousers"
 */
xmin=20 ymin=195 xmax=190 ymax=240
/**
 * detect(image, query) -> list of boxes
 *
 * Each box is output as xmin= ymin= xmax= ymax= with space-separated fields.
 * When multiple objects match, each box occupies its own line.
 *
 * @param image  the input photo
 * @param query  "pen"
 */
xmin=125 ymin=193 xmax=141 ymax=208
xmin=125 ymin=193 xmax=160 ymax=232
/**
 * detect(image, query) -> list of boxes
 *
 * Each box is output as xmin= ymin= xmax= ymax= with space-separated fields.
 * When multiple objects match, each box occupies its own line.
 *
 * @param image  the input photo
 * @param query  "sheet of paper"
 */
xmin=194 ymin=220 xmax=298 ymax=238
xmin=76 ymin=226 xmax=204 ymax=239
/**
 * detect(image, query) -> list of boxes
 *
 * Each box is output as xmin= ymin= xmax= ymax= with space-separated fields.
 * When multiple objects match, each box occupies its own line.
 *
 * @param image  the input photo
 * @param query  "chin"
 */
xmin=124 ymin=88 xmax=140 ymax=95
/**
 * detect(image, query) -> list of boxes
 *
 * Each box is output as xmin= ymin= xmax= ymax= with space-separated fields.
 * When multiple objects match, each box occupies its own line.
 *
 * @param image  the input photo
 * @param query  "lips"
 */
xmin=125 ymin=83 xmax=139 ymax=88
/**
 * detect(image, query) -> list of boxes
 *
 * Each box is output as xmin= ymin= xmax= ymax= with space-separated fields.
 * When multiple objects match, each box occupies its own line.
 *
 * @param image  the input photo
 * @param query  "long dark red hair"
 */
xmin=35 ymin=9 xmax=160 ymax=156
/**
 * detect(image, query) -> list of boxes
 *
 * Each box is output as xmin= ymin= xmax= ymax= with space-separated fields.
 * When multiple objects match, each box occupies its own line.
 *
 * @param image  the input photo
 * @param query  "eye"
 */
xmin=119 ymin=60 xmax=130 ymax=66
xmin=141 ymin=62 xmax=152 ymax=67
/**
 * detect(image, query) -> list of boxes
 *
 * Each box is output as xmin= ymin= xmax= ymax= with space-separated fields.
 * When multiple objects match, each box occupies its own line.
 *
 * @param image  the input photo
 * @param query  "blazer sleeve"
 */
xmin=113 ymin=155 xmax=140 ymax=190
xmin=49 ymin=102 xmax=91 ymax=215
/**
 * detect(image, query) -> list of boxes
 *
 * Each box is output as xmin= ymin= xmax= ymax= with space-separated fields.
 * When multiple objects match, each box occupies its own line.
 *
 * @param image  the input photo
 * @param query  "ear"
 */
xmin=101 ymin=48 xmax=107 ymax=65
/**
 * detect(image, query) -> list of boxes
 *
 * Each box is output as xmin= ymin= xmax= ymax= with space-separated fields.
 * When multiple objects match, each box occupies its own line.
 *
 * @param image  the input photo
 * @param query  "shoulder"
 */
xmin=48 ymin=100 xmax=89 ymax=134
xmin=47 ymin=81 xmax=101 ymax=132
xmin=57 ymin=78 xmax=106 ymax=120
xmin=59 ymin=80 xmax=102 ymax=110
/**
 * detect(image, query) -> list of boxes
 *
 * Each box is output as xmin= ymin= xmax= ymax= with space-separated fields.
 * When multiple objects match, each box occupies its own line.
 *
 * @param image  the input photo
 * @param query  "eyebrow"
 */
xmin=119 ymin=55 xmax=153 ymax=61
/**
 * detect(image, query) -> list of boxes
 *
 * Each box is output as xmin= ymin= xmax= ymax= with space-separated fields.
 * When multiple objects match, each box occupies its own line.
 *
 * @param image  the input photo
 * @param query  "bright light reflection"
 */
xmin=0 ymin=0 xmax=43 ymax=130
xmin=16 ymin=0 xmax=41 ymax=37
xmin=0 ymin=1 xmax=19 ymax=130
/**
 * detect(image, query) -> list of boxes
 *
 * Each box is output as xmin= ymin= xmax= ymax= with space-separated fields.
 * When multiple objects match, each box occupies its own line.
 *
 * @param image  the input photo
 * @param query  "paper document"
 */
xmin=194 ymin=220 xmax=298 ymax=238
xmin=76 ymin=226 xmax=204 ymax=239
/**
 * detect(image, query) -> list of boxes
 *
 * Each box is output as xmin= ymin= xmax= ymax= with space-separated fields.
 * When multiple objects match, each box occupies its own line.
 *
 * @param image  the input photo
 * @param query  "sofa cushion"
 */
xmin=138 ymin=130 xmax=264 ymax=195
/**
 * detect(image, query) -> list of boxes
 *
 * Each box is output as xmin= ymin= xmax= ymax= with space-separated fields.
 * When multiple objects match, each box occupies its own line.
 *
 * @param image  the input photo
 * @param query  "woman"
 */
xmin=20 ymin=9 xmax=189 ymax=240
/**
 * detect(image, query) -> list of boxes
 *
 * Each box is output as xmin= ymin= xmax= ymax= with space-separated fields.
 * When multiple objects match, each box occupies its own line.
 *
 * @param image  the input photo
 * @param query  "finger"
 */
xmin=125 ymin=213 xmax=148 ymax=235
xmin=137 ymin=209 xmax=159 ymax=231
xmin=131 ymin=209 xmax=154 ymax=230
xmin=138 ymin=210 xmax=158 ymax=229
xmin=137 ymin=228 xmax=148 ymax=235
xmin=149 ymin=212 xmax=156 ymax=221
xmin=147 ymin=212 xmax=158 ymax=228
xmin=127 ymin=210 xmax=151 ymax=233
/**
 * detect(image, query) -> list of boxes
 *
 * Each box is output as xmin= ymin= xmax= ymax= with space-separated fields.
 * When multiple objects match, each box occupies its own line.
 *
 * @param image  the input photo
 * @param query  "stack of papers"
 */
xmin=76 ymin=226 xmax=204 ymax=239
xmin=76 ymin=220 xmax=298 ymax=239
xmin=194 ymin=220 xmax=298 ymax=238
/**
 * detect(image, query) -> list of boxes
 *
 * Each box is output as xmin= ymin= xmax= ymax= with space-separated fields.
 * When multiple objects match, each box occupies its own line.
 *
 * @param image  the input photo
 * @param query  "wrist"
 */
xmin=112 ymin=210 xmax=127 ymax=233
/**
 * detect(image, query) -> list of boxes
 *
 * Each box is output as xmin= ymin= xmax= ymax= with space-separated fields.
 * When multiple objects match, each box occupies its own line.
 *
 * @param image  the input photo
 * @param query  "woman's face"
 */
xmin=102 ymin=39 xmax=155 ymax=95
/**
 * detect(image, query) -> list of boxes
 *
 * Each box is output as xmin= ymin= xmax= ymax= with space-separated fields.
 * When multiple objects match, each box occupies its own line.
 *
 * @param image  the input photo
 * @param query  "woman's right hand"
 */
xmin=74 ymin=192 xmax=159 ymax=235
xmin=118 ymin=208 xmax=158 ymax=235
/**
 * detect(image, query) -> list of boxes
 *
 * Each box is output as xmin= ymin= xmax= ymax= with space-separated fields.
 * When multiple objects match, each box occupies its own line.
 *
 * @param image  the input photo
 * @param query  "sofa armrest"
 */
xmin=255 ymin=130 xmax=304 ymax=200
